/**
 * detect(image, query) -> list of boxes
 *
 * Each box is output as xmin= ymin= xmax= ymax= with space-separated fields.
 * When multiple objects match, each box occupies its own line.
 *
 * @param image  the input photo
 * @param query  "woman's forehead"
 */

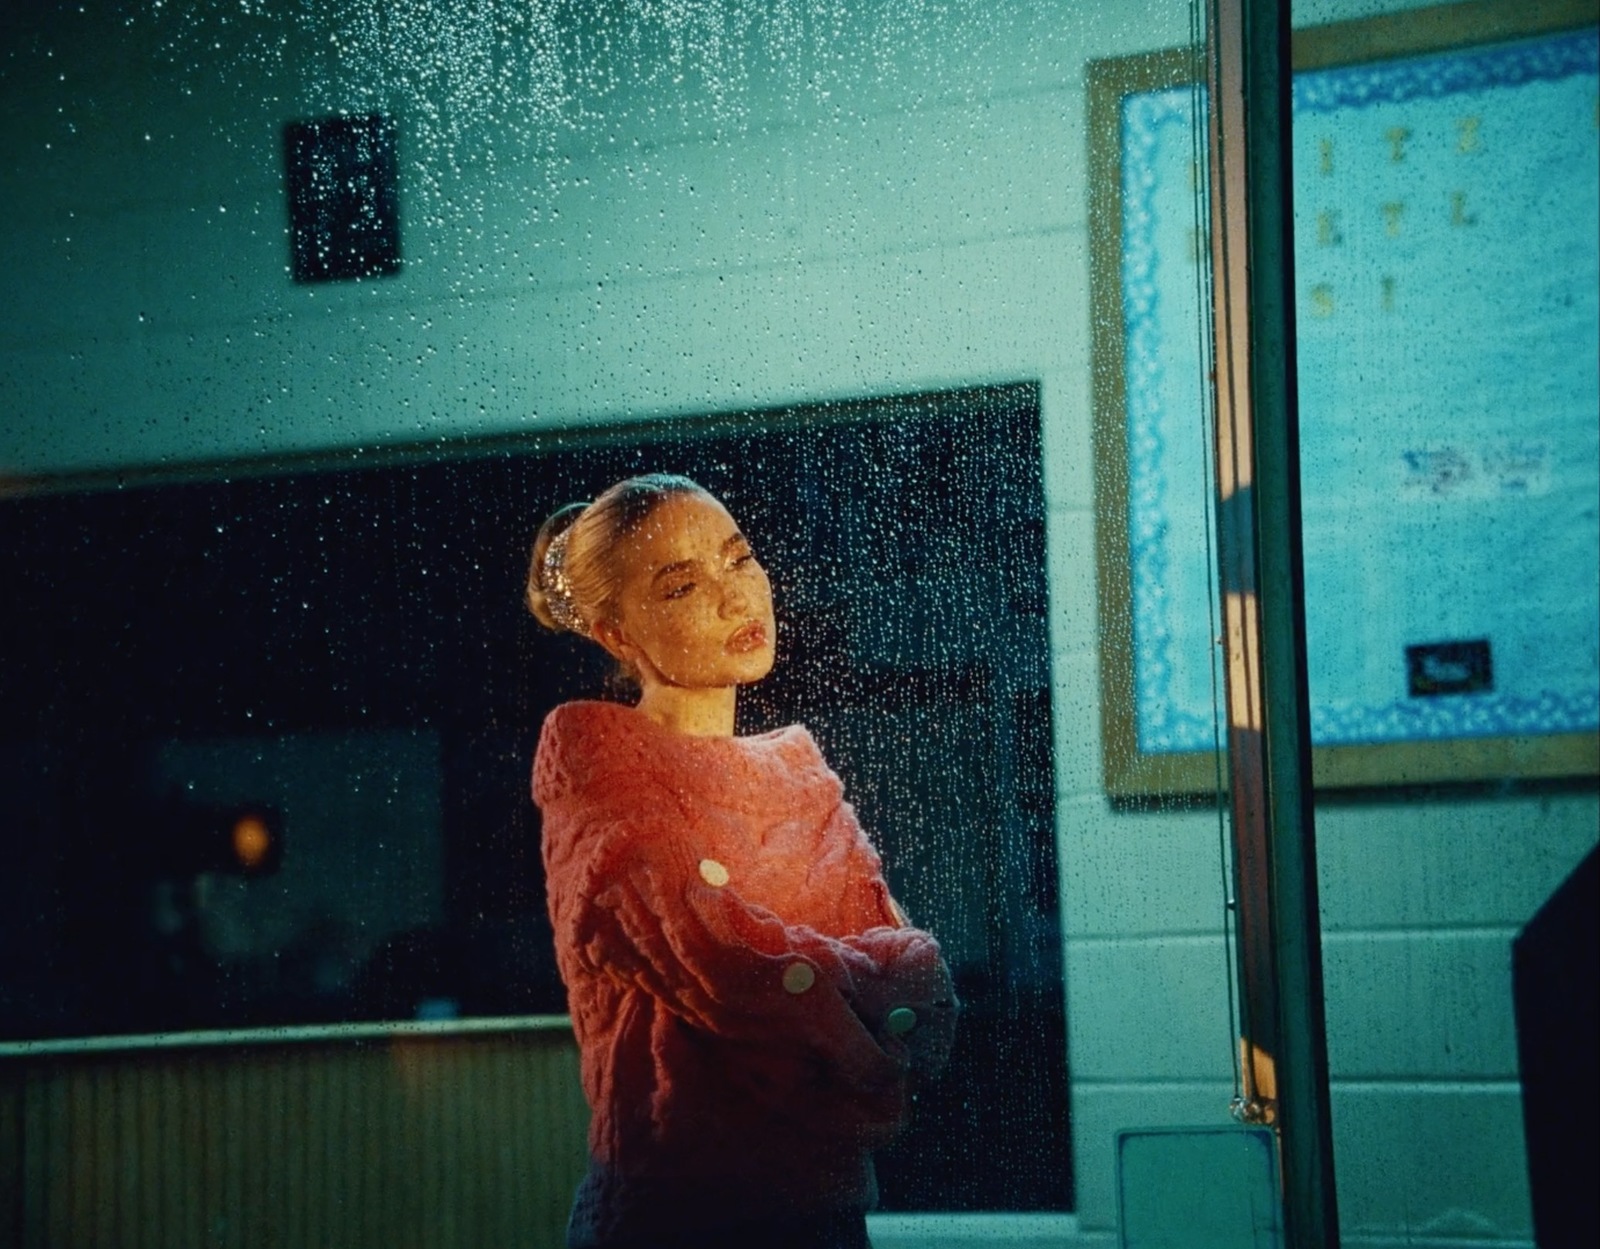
xmin=624 ymin=493 xmax=739 ymax=561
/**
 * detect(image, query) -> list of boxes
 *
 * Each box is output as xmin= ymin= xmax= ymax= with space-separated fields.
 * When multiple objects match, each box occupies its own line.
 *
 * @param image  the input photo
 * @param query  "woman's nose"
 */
xmin=717 ymin=576 xmax=749 ymax=617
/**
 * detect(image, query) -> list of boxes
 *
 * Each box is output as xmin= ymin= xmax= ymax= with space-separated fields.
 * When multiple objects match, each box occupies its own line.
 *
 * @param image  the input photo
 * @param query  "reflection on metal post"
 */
xmin=1205 ymin=0 xmax=1340 ymax=1246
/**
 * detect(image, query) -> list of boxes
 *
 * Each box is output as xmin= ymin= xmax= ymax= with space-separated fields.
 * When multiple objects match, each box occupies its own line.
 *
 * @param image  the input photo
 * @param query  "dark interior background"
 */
xmin=0 ymin=380 xmax=1070 ymax=1210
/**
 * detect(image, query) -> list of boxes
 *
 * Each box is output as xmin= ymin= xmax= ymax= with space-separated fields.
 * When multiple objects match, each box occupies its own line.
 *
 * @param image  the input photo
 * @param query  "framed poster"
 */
xmin=1090 ymin=0 xmax=1600 ymax=794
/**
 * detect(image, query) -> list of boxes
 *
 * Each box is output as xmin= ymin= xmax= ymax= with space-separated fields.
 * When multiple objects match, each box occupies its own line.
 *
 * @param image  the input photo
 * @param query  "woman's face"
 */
xmin=600 ymin=492 xmax=776 ymax=690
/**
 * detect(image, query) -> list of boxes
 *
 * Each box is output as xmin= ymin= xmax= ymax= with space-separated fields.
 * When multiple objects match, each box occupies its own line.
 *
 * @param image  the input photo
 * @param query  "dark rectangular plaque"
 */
xmin=284 ymin=113 xmax=401 ymax=284
xmin=1406 ymin=639 xmax=1493 ymax=698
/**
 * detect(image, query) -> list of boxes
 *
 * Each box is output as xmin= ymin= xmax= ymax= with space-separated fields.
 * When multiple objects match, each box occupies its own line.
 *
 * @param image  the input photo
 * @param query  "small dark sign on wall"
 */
xmin=1406 ymin=639 xmax=1494 ymax=698
xmin=284 ymin=113 xmax=400 ymax=283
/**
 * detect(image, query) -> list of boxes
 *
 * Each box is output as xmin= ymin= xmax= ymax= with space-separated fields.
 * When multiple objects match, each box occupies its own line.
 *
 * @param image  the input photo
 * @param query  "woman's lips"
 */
xmin=726 ymin=621 xmax=768 ymax=653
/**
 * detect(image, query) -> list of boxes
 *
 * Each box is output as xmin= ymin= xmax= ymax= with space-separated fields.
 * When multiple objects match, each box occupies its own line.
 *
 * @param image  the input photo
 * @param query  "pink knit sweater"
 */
xmin=533 ymin=700 xmax=956 ymax=1240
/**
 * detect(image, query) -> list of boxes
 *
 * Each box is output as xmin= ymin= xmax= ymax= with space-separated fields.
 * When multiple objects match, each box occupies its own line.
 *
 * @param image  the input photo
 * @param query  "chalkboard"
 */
xmin=0 ymin=383 xmax=1071 ymax=1212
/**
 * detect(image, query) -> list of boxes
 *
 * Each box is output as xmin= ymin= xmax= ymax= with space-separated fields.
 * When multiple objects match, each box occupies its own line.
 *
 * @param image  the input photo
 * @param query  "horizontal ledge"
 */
xmin=1068 ymin=1077 xmax=1523 ymax=1093
xmin=1330 ymin=1078 xmax=1523 ymax=1094
xmin=866 ymin=1213 xmax=1082 ymax=1243
xmin=1064 ymin=923 xmax=1525 ymax=943
xmin=1069 ymin=1078 xmax=1236 ymax=1090
xmin=1063 ymin=932 xmax=1230 ymax=947
xmin=1321 ymin=924 xmax=1520 ymax=941
xmin=1340 ymin=1239 xmax=1532 ymax=1249
xmin=0 ymin=1014 xmax=573 ymax=1060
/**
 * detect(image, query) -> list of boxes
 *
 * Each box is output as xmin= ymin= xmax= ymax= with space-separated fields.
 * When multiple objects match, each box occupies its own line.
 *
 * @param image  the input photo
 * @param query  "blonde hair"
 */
xmin=525 ymin=473 xmax=710 ymax=637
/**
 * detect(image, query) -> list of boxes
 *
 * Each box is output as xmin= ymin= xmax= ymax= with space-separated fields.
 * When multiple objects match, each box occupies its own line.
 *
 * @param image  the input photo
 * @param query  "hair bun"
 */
xmin=525 ymin=501 xmax=590 ymax=632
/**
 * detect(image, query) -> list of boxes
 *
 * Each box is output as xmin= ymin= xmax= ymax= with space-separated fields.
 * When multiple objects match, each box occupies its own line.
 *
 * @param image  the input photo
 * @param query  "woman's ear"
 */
xmin=592 ymin=617 xmax=660 ymax=689
xmin=590 ymin=617 xmax=634 ymax=664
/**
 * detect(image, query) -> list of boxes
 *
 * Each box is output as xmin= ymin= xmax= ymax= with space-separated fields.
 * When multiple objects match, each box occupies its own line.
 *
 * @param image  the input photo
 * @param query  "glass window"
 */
xmin=24 ymin=1 xmax=1576 ymax=1246
xmin=1288 ymin=1 xmax=1600 ymax=1243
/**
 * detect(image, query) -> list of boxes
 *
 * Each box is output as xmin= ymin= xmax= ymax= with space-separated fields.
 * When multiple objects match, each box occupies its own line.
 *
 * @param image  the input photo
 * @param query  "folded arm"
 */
xmin=574 ymin=824 xmax=955 ymax=1084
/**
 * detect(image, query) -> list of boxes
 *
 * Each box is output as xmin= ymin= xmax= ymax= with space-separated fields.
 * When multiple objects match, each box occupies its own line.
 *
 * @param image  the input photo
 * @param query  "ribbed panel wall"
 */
xmin=0 ymin=1030 xmax=590 ymax=1249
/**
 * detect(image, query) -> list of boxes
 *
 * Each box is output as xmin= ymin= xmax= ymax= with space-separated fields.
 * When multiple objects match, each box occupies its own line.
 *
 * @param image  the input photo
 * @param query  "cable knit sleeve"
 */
xmin=810 ymin=798 xmax=960 ymax=1075
xmin=575 ymin=821 xmax=946 ymax=1093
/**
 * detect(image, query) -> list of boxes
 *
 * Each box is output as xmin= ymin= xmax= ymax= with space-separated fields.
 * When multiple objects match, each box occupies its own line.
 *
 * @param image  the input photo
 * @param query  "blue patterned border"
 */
xmin=1313 ymin=691 xmax=1600 ymax=747
xmin=1122 ymin=88 xmax=1218 ymax=754
xmin=1294 ymin=27 xmax=1598 ymax=115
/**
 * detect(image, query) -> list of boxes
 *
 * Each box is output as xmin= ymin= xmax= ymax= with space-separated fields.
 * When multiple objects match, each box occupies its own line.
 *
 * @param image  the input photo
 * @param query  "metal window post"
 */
xmin=1204 ymin=0 xmax=1341 ymax=1246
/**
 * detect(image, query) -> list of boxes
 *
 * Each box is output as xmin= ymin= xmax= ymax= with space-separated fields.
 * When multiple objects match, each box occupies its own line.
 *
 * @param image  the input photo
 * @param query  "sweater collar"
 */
xmin=539 ymin=699 xmax=840 ymax=819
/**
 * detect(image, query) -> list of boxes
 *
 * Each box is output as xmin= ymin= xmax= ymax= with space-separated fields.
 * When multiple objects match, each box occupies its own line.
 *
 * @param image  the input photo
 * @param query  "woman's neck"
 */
xmin=635 ymin=683 xmax=738 ymax=737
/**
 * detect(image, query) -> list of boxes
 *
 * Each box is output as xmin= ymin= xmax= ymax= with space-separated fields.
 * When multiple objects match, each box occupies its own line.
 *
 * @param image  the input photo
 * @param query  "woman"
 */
xmin=528 ymin=473 xmax=958 ymax=1249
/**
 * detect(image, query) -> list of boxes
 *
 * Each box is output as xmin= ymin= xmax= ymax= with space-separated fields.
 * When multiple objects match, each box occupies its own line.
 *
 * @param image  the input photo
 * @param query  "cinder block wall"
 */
xmin=2 ymin=1 xmax=1594 ymax=1244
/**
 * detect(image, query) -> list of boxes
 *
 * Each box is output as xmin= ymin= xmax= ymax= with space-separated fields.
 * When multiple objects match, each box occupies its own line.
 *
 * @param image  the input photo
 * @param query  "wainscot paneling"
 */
xmin=0 ymin=1022 xmax=588 ymax=1249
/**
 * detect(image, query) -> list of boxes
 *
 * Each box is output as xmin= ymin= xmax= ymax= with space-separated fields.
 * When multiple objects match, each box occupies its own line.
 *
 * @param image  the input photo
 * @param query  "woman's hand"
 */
xmin=844 ymin=928 xmax=960 ymax=1075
